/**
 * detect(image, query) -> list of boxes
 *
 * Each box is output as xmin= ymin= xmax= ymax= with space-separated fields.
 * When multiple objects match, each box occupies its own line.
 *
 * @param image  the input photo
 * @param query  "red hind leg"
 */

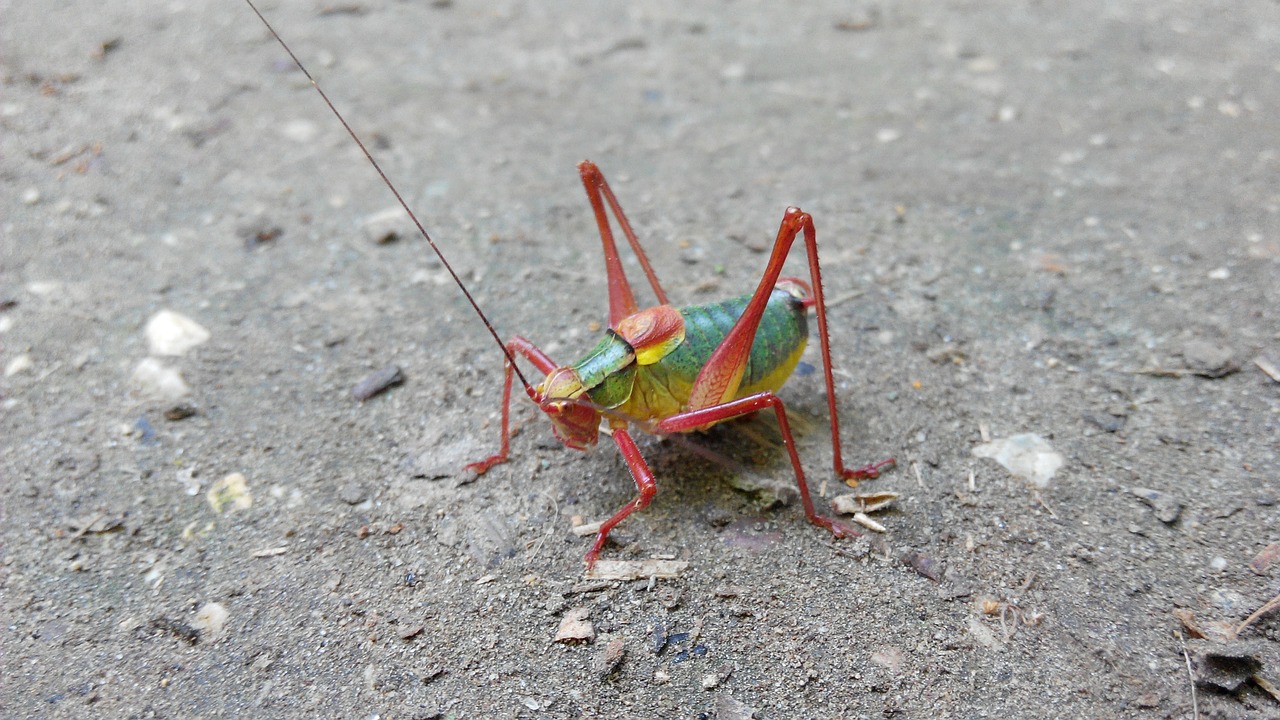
xmin=684 ymin=207 xmax=894 ymax=483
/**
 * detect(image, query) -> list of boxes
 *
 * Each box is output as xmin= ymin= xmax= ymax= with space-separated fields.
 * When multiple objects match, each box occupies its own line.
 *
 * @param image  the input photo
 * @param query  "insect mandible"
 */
xmin=244 ymin=1 xmax=896 ymax=567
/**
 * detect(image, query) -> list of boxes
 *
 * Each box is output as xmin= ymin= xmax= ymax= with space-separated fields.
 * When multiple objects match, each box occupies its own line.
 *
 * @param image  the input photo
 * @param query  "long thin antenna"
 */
xmin=243 ymin=0 xmax=533 ymax=393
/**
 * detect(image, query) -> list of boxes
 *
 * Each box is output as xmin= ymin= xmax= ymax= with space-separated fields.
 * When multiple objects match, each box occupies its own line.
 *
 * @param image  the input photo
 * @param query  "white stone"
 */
xmin=972 ymin=433 xmax=1064 ymax=488
xmin=130 ymin=358 xmax=190 ymax=401
xmin=146 ymin=310 xmax=210 ymax=356
xmin=193 ymin=602 xmax=229 ymax=640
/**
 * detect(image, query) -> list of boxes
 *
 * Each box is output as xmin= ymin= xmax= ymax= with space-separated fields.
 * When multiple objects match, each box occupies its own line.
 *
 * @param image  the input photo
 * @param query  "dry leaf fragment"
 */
xmin=592 ymin=637 xmax=625 ymax=677
xmin=1173 ymin=608 xmax=1206 ymax=639
xmin=554 ymin=607 xmax=594 ymax=643
xmin=1249 ymin=542 xmax=1280 ymax=576
xmin=902 ymin=552 xmax=941 ymax=581
xmin=971 ymin=433 xmax=1063 ymax=488
xmin=831 ymin=491 xmax=899 ymax=515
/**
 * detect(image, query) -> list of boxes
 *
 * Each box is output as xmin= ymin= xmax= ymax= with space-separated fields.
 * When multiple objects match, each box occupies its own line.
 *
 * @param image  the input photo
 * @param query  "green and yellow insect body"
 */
xmin=536 ymin=282 xmax=809 ymax=445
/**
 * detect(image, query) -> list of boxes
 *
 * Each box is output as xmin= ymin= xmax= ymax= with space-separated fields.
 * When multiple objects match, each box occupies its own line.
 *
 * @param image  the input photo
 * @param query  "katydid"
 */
xmin=245 ymin=0 xmax=895 ymax=567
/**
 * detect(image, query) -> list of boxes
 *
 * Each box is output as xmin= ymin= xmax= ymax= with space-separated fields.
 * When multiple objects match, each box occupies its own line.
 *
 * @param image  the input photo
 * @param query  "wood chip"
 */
xmin=252 ymin=546 xmax=288 ymax=558
xmin=852 ymin=512 xmax=887 ymax=533
xmin=584 ymin=559 xmax=689 ymax=581
xmin=1255 ymin=355 xmax=1280 ymax=383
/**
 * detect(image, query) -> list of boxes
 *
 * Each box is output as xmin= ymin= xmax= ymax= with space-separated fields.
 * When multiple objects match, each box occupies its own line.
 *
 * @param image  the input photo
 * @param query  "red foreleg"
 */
xmin=465 ymin=336 xmax=558 ymax=475
xmin=653 ymin=392 xmax=858 ymax=539
xmin=585 ymin=427 xmax=658 ymax=567
xmin=578 ymin=160 xmax=669 ymax=328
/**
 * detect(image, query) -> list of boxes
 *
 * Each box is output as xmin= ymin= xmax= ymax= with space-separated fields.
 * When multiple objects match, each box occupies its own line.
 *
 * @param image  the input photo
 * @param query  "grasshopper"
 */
xmin=244 ymin=0 xmax=894 ymax=567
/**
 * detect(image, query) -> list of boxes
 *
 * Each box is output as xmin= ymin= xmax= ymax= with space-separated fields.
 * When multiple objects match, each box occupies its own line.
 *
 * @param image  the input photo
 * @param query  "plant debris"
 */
xmin=831 ymin=491 xmax=899 ymax=515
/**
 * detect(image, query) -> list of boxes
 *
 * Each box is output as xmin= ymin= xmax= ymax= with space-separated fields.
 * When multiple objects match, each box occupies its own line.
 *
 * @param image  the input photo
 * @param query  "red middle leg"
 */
xmin=653 ymin=392 xmax=859 ymax=538
xmin=585 ymin=427 xmax=658 ymax=567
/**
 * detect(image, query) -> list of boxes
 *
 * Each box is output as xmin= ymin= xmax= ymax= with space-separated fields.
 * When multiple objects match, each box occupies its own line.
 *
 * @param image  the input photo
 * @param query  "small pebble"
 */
xmin=164 ymin=403 xmax=198 ymax=421
xmin=1209 ymin=556 xmax=1228 ymax=572
xmin=1130 ymin=487 xmax=1183 ymax=524
xmin=1182 ymin=339 xmax=1236 ymax=378
xmin=193 ymin=602 xmax=229 ymax=640
xmin=352 ymin=365 xmax=404 ymax=401
xmin=338 ymin=482 xmax=367 ymax=505
xmin=4 ymin=354 xmax=33 ymax=376
xmin=361 ymin=207 xmax=412 ymax=244
xmin=281 ymin=118 xmax=319 ymax=143
xmin=701 ymin=665 xmax=732 ymax=691
xmin=207 ymin=472 xmax=252 ymax=514
xmin=21 ymin=187 xmax=40 ymax=205
xmin=876 ymin=127 xmax=901 ymax=143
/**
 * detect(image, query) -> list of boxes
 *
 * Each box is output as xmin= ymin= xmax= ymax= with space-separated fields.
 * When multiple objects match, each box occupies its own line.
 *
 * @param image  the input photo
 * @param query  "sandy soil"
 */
xmin=3 ymin=1 xmax=1279 ymax=718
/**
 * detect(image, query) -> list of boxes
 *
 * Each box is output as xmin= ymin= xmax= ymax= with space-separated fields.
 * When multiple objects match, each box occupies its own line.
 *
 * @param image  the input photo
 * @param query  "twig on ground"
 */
xmin=1177 ymin=629 xmax=1199 ymax=720
xmin=1233 ymin=591 xmax=1280 ymax=639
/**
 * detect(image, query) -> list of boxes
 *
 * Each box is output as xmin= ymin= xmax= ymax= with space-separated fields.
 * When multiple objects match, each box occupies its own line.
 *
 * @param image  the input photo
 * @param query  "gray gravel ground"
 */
xmin=4 ymin=1 xmax=1279 ymax=718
